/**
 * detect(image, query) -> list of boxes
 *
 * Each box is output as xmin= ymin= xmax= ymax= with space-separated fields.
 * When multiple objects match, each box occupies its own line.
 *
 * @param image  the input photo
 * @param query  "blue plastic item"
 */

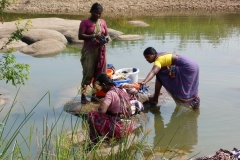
xmin=133 ymin=68 xmax=137 ymax=72
xmin=113 ymin=78 xmax=131 ymax=87
xmin=139 ymin=85 xmax=149 ymax=94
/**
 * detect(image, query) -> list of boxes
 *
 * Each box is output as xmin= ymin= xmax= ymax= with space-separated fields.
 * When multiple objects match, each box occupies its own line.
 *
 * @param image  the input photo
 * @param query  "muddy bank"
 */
xmin=6 ymin=0 xmax=240 ymax=17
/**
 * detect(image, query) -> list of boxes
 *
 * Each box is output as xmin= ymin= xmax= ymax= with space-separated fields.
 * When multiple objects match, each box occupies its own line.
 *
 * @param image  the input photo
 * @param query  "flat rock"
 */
xmin=22 ymin=29 xmax=68 ymax=45
xmin=64 ymin=101 xmax=100 ymax=116
xmin=108 ymin=28 xmax=123 ymax=40
xmin=64 ymin=81 xmax=171 ymax=116
xmin=0 ymin=38 xmax=28 ymax=52
xmin=117 ymin=34 xmax=144 ymax=41
xmin=20 ymin=38 xmax=66 ymax=57
xmin=127 ymin=20 xmax=149 ymax=27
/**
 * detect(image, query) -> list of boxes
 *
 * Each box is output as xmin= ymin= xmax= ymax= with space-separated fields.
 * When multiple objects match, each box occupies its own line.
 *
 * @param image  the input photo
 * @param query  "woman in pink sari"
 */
xmin=78 ymin=3 xmax=109 ymax=104
xmin=88 ymin=73 xmax=135 ymax=144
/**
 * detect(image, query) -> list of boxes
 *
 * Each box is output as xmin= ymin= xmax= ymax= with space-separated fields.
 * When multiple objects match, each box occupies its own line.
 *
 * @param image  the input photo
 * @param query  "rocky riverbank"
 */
xmin=6 ymin=0 xmax=240 ymax=17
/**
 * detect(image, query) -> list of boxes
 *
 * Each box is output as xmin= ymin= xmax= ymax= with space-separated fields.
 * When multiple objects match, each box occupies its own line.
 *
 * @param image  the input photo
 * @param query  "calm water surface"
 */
xmin=1 ymin=13 xmax=240 ymax=158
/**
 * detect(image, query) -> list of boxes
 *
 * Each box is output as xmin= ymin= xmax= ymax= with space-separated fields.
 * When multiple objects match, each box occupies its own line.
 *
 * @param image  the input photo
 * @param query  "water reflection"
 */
xmin=1 ymin=12 xmax=240 ymax=158
xmin=148 ymin=105 xmax=199 ymax=155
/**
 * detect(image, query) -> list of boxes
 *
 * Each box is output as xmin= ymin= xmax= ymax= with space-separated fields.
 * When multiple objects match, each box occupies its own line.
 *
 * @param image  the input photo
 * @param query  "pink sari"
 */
xmin=88 ymin=86 xmax=134 ymax=143
xmin=80 ymin=19 xmax=107 ymax=85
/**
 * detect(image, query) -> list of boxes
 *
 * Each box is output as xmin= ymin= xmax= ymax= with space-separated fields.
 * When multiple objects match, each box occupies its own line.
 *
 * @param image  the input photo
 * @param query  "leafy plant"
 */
xmin=0 ymin=51 xmax=30 ymax=86
xmin=0 ymin=0 xmax=31 ymax=86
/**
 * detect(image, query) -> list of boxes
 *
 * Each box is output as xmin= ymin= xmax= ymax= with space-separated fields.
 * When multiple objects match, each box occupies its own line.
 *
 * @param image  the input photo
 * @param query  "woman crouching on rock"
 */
xmin=88 ymin=72 xmax=135 ymax=144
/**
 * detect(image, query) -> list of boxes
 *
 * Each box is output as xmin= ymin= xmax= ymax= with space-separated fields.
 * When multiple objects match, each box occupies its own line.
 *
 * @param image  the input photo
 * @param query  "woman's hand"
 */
xmin=95 ymin=33 xmax=102 ymax=40
xmin=139 ymin=81 xmax=146 ymax=86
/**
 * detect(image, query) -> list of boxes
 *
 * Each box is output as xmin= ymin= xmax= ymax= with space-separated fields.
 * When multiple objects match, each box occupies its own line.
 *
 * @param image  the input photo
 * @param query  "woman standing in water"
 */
xmin=140 ymin=47 xmax=200 ymax=109
xmin=78 ymin=3 xmax=109 ymax=104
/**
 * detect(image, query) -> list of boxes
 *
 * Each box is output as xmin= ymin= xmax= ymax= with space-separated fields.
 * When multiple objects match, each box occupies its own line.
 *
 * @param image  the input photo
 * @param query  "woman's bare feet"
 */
xmin=81 ymin=94 xmax=89 ymax=104
xmin=148 ymin=96 xmax=158 ymax=105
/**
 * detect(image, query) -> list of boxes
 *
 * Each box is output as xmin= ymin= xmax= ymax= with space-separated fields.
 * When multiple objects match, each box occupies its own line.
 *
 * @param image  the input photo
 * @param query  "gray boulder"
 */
xmin=108 ymin=28 xmax=123 ymax=40
xmin=0 ymin=18 xmax=80 ymax=37
xmin=20 ymin=39 xmax=66 ymax=57
xmin=63 ymin=29 xmax=83 ymax=44
xmin=28 ymin=18 xmax=80 ymax=33
xmin=0 ymin=38 xmax=28 ymax=52
xmin=22 ymin=29 xmax=68 ymax=45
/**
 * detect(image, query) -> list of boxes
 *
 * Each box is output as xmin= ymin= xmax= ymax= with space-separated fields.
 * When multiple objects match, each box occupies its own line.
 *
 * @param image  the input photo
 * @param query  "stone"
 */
xmin=0 ymin=18 xmax=80 ymax=36
xmin=0 ymin=38 xmax=28 ymax=52
xmin=20 ymin=38 xmax=66 ymax=57
xmin=127 ymin=20 xmax=150 ymax=27
xmin=108 ymin=28 xmax=124 ymax=40
xmin=117 ymin=34 xmax=144 ymax=41
xmin=63 ymin=29 xmax=83 ymax=44
xmin=22 ymin=28 xmax=68 ymax=45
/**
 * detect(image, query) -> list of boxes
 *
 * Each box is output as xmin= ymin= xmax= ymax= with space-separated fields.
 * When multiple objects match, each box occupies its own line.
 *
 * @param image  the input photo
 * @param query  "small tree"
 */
xmin=0 ymin=0 xmax=31 ymax=86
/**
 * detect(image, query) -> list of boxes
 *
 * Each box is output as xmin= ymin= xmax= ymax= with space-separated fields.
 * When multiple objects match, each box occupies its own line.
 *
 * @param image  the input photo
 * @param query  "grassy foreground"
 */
xmin=0 ymin=88 xmax=200 ymax=159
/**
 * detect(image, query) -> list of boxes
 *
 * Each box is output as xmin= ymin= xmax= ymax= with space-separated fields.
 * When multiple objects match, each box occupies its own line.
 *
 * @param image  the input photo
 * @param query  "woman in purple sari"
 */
xmin=78 ymin=3 xmax=109 ymax=104
xmin=140 ymin=47 xmax=200 ymax=109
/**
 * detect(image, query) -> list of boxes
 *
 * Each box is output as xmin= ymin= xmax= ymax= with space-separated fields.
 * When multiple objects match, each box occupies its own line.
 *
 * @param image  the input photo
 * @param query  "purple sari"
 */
xmin=156 ymin=53 xmax=200 ymax=107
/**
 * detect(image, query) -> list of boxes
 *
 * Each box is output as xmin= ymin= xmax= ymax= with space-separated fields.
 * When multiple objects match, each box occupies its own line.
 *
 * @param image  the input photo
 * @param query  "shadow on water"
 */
xmin=144 ymin=105 xmax=200 ymax=159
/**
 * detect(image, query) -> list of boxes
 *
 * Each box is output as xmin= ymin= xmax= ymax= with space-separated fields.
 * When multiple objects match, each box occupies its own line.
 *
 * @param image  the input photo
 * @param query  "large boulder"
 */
xmin=0 ymin=21 xmax=17 ymax=37
xmin=108 ymin=28 xmax=123 ymax=40
xmin=22 ymin=29 xmax=68 ymax=45
xmin=29 ymin=18 xmax=80 ymax=33
xmin=63 ymin=29 xmax=83 ymax=44
xmin=0 ymin=18 xmax=80 ymax=35
xmin=0 ymin=38 xmax=28 ymax=52
xmin=20 ymin=39 xmax=66 ymax=57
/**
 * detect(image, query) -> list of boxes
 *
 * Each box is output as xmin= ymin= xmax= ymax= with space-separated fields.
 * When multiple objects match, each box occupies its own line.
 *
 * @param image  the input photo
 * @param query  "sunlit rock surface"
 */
xmin=22 ymin=28 xmax=68 ymax=45
xmin=20 ymin=38 xmax=66 ymax=57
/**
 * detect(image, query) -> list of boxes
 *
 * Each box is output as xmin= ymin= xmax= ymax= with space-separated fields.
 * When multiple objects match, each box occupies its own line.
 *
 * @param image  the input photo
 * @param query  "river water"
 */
xmin=1 ymin=12 xmax=240 ymax=159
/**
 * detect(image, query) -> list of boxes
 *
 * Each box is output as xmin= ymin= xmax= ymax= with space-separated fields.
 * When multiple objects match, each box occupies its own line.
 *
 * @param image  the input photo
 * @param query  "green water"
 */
xmin=1 ymin=12 xmax=240 ymax=158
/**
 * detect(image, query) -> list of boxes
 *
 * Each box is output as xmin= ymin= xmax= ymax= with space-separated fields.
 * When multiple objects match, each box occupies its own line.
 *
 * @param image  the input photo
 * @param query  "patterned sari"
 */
xmin=88 ymin=87 xmax=134 ymax=143
xmin=81 ymin=19 xmax=107 ymax=86
xmin=156 ymin=53 xmax=200 ymax=108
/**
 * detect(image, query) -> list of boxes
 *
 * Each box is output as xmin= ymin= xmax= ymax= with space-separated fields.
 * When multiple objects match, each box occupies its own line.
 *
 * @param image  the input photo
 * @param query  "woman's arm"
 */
xmin=140 ymin=65 xmax=161 ymax=85
xmin=98 ymin=102 xmax=109 ymax=114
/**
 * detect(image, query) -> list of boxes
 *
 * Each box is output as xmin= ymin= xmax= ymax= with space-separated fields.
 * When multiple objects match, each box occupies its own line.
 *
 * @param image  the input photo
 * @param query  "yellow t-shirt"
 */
xmin=154 ymin=53 xmax=173 ymax=68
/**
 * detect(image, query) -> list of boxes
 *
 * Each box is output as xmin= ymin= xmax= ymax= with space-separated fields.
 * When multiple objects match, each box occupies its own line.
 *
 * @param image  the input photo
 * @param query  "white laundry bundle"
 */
xmin=130 ymin=100 xmax=144 ymax=115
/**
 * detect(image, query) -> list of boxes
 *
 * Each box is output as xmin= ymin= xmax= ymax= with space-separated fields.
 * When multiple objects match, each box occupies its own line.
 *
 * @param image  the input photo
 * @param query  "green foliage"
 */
xmin=0 ymin=52 xmax=30 ymax=86
xmin=0 ymin=1 xmax=31 ymax=86
xmin=0 ymin=90 xmax=151 ymax=159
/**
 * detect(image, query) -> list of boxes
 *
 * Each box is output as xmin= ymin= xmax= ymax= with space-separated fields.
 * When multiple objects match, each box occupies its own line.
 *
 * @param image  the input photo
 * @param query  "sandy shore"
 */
xmin=6 ymin=0 xmax=240 ymax=17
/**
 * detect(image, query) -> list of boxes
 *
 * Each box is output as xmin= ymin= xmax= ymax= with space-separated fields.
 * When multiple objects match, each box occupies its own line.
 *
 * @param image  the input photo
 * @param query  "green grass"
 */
xmin=0 ymin=88 xmax=150 ymax=159
xmin=0 ymin=88 xmax=199 ymax=159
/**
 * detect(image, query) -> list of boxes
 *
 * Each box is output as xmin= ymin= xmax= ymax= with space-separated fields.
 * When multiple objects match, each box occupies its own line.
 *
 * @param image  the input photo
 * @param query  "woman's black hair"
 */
xmin=96 ymin=72 xmax=115 ymax=86
xmin=143 ymin=47 xmax=157 ymax=55
xmin=90 ymin=3 xmax=103 ymax=12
